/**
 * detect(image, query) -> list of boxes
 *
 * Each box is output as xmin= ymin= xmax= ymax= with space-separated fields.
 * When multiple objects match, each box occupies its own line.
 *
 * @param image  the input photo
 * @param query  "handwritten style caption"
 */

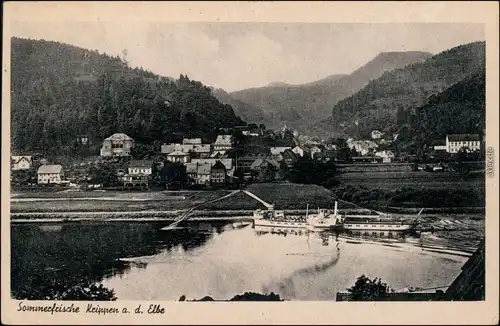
xmin=17 ymin=301 xmax=166 ymax=316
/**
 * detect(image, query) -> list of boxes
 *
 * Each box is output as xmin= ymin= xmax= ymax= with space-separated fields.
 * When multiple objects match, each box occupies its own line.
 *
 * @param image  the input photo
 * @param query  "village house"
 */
xmin=37 ymin=164 xmax=64 ymax=184
xmin=123 ymin=160 xmax=153 ymax=187
xmin=190 ymin=158 xmax=233 ymax=175
xmin=279 ymin=149 xmax=299 ymax=167
xmin=76 ymin=134 xmax=91 ymax=146
xmin=185 ymin=163 xmax=198 ymax=185
xmin=446 ymin=134 xmax=481 ymax=153
xmin=308 ymin=145 xmax=323 ymax=159
xmin=185 ymin=163 xmax=212 ymax=185
xmin=210 ymin=161 xmax=227 ymax=186
xmin=193 ymin=144 xmax=211 ymax=158
xmin=371 ymin=130 xmax=384 ymax=140
xmin=375 ymin=150 xmax=396 ymax=163
xmin=11 ymin=155 xmax=32 ymax=171
xmin=292 ymin=145 xmax=310 ymax=158
xmin=161 ymin=143 xmax=193 ymax=155
xmin=100 ymin=133 xmax=135 ymax=157
xmin=214 ymin=135 xmax=233 ymax=152
xmin=234 ymin=155 xmax=262 ymax=180
xmin=270 ymin=146 xmax=291 ymax=156
xmin=250 ymin=158 xmax=281 ymax=181
xmin=347 ymin=139 xmax=378 ymax=156
xmin=183 ymin=138 xmax=202 ymax=145
xmin=167 ymin=150 xmax=190 ymax=164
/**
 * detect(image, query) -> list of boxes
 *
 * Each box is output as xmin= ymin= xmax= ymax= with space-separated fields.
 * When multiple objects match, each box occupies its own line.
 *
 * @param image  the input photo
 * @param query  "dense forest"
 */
xmin=11 ymin=37 xmax=245 ymax=156
xmin=331 ymin=41 xmax=485 ymax=138
xmin=392 ymin=71 xmax=485 ymax=155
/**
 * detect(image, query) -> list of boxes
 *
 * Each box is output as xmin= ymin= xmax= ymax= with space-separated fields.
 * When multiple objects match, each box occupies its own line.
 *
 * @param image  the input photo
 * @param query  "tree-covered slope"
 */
xmin=11 ymin=37 xmax=245 ymax=155
xmin=210 ymin=87 xmax=268 ymax=124
xmin=396 ymin=71 xmax=485 ymax=150
xmin=331 ymin=41 xmax=485 ymax=138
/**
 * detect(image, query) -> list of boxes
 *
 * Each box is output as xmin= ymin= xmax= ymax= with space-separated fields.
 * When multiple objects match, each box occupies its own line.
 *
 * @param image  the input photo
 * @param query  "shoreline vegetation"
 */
xmin=10 ymin=182 xmax=485 ymax=220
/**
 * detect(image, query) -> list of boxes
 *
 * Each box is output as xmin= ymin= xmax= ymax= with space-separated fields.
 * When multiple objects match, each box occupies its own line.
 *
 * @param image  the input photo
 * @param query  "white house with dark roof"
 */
xmin=100 ymin=133 xmax=135 ymax=157
xmin=37 ymin=164 xmax=64 ymax=184
xmin=123 ymin=160 xmax=153 ymax=187
xmin=11 ymin=155 xmax=32 ymax=171
xmin=214 ymin=135 xmax=233 ymax=152
xmin=446 ymin=134 xmax=481 ymax=153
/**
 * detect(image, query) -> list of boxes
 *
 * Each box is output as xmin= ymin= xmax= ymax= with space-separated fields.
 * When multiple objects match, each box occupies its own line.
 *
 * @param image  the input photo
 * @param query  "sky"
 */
xmin=11 ymin=22 xmax=484 ymax=92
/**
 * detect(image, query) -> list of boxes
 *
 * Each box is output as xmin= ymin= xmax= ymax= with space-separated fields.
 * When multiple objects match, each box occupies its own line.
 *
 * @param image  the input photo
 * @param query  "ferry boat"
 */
xmin=342 ymin=213 xmax=418 ymax=233
xmin=306 ymin=201 xmax=343 ymax=231
xmin=253 ymin=202 xmax=343 ymax=230
xmin=253 ymin=208 xmax=309 ymax=229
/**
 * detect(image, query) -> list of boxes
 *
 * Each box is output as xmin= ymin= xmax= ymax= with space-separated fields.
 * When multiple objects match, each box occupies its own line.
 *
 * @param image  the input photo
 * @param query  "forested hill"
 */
xmin=396 ymin=71 xmax=485 ymax=151
xmin=11 ymin=37 xmax=245 ymax=155
xmin=330 ymin=41 xmax=485 ymax=138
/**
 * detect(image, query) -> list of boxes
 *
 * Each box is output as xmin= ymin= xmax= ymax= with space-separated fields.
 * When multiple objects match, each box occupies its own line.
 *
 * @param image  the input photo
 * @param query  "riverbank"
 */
xmin=10 ymin=182 xmax=485 ymax=215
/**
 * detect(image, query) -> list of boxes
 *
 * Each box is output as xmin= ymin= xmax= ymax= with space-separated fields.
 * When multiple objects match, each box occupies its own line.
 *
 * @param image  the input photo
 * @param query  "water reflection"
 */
xmin=11 ymin=222 xmax=219 ymax=300
xmin=12 ymin=221 xmax=468 ymax=301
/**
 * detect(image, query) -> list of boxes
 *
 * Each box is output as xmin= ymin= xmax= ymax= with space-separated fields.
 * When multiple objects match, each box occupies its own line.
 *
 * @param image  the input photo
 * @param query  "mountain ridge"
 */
xmin=329 ymin=41 xmax=485 ymax=138
xmin=228 ymin=50 xmax=433 ymax=132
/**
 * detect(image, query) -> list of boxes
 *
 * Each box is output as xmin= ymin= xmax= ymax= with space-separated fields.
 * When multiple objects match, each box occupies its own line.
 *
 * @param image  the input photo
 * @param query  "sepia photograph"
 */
xmin=2 ymin=2 xmax=499 ymax=325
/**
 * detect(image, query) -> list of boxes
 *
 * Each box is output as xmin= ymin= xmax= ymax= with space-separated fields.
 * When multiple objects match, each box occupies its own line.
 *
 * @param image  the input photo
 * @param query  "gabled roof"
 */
xmin=212 ymin=160 xmax=227 ymax=170
xmin=193 ymin=144 xmax=211 ymax=153
xmin=447 ymin=134 xmax=480 ymax=142
xmin=191 ymin=158 xmax=233 ymax=170
xmin=197 ymin=163 xmax=212 ymax=175
xmin=37 ymin=164 xmax=63 ymax=174
xmin=128 ymin=160 xmax=153 ymax=168
xmin=161 ymin=143 xmax=179 ymax=154
xmin=104 ymin=133 xmax=134 ymax=141
xmin=210 ymin=151 xmax=226 ymax=158
xmin=215 ymin=135 xmax=232 ymax=145
xmin=183 ymin=138 xmax=202 ymax=145
xmin=167 ymin=150 xmax=189 ymax=156
xmin=251 ymin=158 xmax=280 ymax=170
xmin=292 ymin=145 xmax=310 ymax=153
xmin=12 ymin=155 xmax=32 ymax=164
xmin=281 ymin=149 xmax=298 ymax=160
xmin=270 ymin=147 xmax=291 ymax=155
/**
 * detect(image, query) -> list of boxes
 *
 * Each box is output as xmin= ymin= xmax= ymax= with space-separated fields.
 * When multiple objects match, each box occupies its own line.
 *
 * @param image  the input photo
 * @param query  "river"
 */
xmin=10 ymin=221 xmax=470 ymax=301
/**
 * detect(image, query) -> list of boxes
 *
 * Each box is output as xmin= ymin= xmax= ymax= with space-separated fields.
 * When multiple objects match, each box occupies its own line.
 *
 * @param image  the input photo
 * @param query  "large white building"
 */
xmin=37 ymin=164 xmax=64 ymax=184
xmin=446 ymin=134 xmax=481 ymax=153
xmin=100 ymin=133 xmax=135 ymax=157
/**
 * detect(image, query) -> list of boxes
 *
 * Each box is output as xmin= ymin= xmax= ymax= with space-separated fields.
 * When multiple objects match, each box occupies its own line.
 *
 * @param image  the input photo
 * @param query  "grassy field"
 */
xmin=10 ymin=183 xmax=346 ymax=213
xmin=338 ymin=171 xmax=485 ymax=190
